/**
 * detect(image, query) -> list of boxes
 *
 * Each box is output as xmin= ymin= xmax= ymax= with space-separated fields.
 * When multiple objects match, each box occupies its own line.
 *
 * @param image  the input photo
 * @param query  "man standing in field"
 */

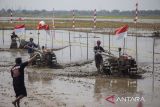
xmin=94 ymin=40 xmax=105 ymax=72
xmin=11 ymin=53 xmax=38 ymax=107
xmin=10 ymin=32 xmax=20 ymax=49
xmin=26 ymin=38 xmax=38 ymax=58
xmin=94 ymin=40 xmax=111 ymax=73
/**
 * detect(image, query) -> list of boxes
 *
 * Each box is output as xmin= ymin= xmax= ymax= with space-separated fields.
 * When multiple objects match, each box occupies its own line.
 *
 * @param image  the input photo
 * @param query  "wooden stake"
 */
xmin=87 ymin=33 xmax=89 ymax=60
xmin=69 ymin=32 xmax=71 ymax=62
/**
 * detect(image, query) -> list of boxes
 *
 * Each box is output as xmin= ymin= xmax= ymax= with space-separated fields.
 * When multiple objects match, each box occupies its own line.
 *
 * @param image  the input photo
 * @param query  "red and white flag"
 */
xmin=37 ymin=21 xmax=49 ymax=30
xmin=14 ymin=24 xmax=25 ymax=33
xmin=115 ymin=25 xmax=128 ymax=40
xmin=37 ymin=21 xmax=50 ymax=36
xmin=37 ymin=24 xmax=50 ymax=30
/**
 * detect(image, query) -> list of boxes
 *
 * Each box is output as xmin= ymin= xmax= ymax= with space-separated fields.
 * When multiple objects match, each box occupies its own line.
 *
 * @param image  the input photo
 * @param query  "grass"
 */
xmin=55 ymin=15 xmax=160 ymax=19
xmin=0 ymin=18 xmax=160 ymax=30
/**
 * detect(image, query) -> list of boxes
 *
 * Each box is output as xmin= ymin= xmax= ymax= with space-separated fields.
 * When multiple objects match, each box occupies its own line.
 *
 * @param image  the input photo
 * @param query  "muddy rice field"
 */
xmin=0 ymin=30 xmax=160 ymax=107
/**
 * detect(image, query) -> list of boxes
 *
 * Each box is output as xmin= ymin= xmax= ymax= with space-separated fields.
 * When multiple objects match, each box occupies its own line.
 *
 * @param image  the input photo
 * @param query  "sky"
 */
xmin=0 ymin=0 xmax=160 ymax=11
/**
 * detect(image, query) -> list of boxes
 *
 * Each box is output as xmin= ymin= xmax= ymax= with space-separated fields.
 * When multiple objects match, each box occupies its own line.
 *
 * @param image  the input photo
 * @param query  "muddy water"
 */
xmin=0 ymin=64 xmax=160 ymax=107
xmin=0 ymin=50 xmax=160 ymax=107
xmin=0 ymin=30 xmax=160 ymax=107
xmin=0 ymin=30 xmax=160 ymax=64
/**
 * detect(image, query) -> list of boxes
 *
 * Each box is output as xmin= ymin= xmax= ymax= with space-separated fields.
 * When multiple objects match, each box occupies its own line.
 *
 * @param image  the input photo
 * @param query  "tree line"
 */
xmin=0 ymin=9 xmax=160 ymax=17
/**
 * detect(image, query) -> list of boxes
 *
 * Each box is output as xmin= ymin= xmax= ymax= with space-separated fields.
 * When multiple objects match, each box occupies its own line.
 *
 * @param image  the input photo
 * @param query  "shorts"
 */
xmin=13 ymin=84 xmax=27 ymax=97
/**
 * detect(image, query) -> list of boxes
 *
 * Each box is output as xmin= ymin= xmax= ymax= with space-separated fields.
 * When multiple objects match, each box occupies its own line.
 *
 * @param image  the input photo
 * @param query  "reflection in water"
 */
xmin=0 ymin=50 xmax=29 ymax=64
xmin=10 ymin=51 xmax=19 ymax=57
xmin=23 ymin=71 xmax=160 ymax=107
xmin=28 ymin=72 xmax=138 ymax=96
xmin=94 ymin=77 xmax=137 ymax=101
xmin=28 ymin=72 xmax=54 ymax=84
xmin=28 ymin=71 xmax=137 ymax=103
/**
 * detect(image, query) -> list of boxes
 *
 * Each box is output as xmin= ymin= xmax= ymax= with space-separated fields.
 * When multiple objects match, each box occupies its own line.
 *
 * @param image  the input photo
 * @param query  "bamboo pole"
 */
xmin=109 ymin=31 xmax=111 ymax=53
xmin=69 ymin=32 xmax=71 ymax=62
xmin=135 ymin=1 xmax=138 ymax=68
xmin=152 ymin=37 xmax=155 ymax=92
xmin=87 ymin=33 xmax=89 ymax=60
xmin=52 ymin=30 xmax=54 ymax=49
xmin=2 ymin=27 xmax=4 ymax=45
xmin=102 ymin=34 xmax=104 ymax=47
xmin=52 ymin=8 xmax=55 ymax=49
xmin=136 ymin=30 xmax=138 ymax=64
xmin=38 ymin=30 xmax=40 ymax=47
xmin=123 ymin=38 xmax=126 ymax=54
xmin=45 ymin=31 xmax=47 ymax=48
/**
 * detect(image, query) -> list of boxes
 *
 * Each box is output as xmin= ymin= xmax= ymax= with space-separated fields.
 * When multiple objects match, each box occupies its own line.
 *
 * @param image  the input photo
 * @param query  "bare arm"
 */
xmin=28 ymin=53 xmax=38 ymax=64
xmin=24 ymin=45 xmax=42 ymax=54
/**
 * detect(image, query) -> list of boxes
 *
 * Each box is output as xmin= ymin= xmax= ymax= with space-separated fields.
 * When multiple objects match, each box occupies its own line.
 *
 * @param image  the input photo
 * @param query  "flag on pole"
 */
xmin=37 ymin=24 xmax=49 ymax=30
xmin=115 ymin=25 xmax=128 ymax=40
xmin=37 ymin=21 xmax=50 ymax=36
xmin=37 ymin=21 xmax=49 ymax=30
xmin=45 ymin=25 xmax=50 ymax=35
xmin=14 ymin=24 xmax=25 ymax=33
xmin=38 ymin=24 xmax=50 ymax=35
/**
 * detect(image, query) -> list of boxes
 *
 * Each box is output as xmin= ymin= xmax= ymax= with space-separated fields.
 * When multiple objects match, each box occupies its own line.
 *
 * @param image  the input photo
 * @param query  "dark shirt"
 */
xmin=11 ymin=62 xmax=28 ymax=86
xmin=11 ymin=34 xmax=18 ymax=40
xmin=94 ymin=46 xmax=105 ymax=54
xmin=27 ymin=41 xmax=37 ymax=53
